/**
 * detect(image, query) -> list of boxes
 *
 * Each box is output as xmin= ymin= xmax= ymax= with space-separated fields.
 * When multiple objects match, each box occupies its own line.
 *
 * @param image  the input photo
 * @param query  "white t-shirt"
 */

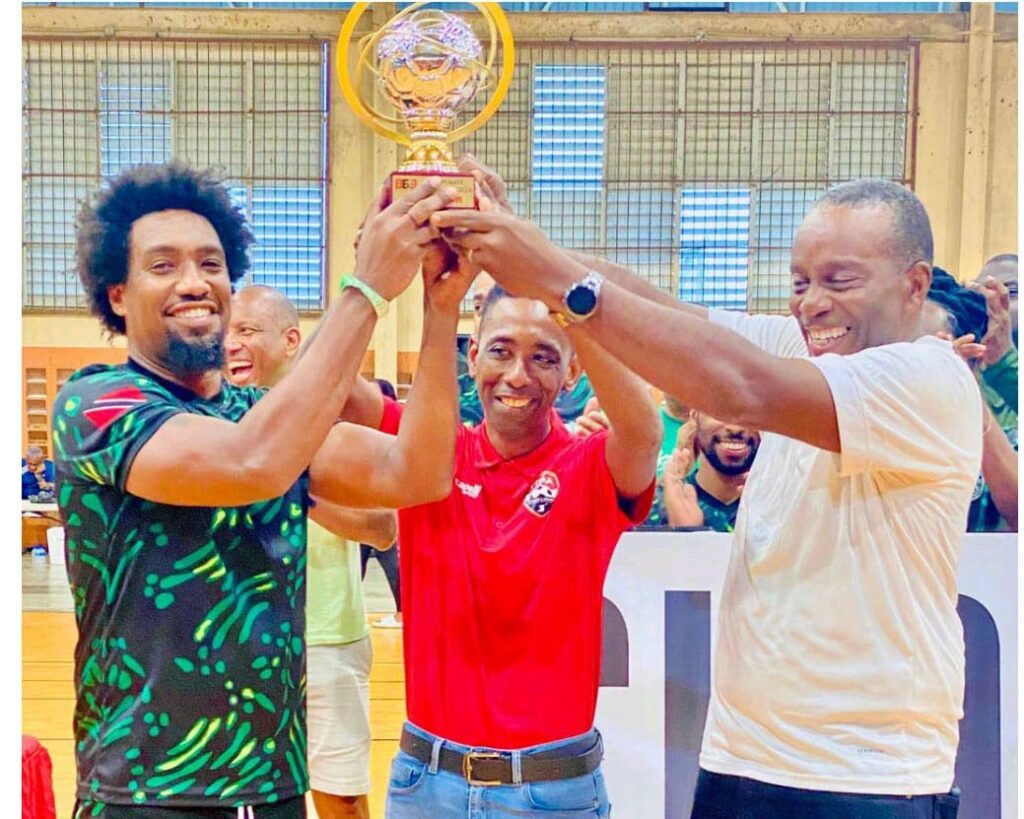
xmin=699 ymin=309 xmax=983 ymax=795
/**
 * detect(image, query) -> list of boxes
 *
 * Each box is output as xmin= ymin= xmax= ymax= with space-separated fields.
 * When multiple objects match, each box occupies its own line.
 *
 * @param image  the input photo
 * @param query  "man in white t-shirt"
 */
xmin=434 ymin=179 xmax=979 ymax=817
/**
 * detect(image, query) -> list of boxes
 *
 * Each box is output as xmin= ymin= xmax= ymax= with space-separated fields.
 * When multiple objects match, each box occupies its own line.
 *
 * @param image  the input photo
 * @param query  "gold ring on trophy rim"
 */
xmin=335 ymin=1 xmax=515 ymax=147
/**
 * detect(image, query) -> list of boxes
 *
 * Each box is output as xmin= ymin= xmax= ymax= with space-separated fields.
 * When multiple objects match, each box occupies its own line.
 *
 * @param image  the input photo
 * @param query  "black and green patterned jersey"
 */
xmin=967 ymin=418 xmax=1018 ymax=532
xmin=643 ymin=465 xmax=740 ymax=532
xmin=458 ymin=370 xmax=486 ymax=427
xmin=52 ymin=359 xmax=309 ymax=809
xmin=458 ymin=371 xmax=595 ymax=426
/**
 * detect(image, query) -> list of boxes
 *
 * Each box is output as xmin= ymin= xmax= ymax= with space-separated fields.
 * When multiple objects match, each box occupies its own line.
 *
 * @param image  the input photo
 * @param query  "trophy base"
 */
xmin=390 ymin=171 xmax=476 ymax=209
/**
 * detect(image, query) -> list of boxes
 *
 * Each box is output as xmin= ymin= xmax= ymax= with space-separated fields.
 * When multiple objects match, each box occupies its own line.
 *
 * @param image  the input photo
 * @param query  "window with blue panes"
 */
xmin=531 ymin=65 xmax=606 ymax=256
xmin=439 ymin=44 xmax=912 ymax=316
xmin=23 ymin=39 xmax=328 ymax=312
xmin=679 ymin=189 xmax=751 ymax=310
xmin=99 ymin=61 xmax=172 ymax=177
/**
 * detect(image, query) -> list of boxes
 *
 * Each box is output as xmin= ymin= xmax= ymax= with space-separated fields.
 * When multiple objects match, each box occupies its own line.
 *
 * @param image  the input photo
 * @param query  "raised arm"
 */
xmin=567 ymin=329 xmax=660 ymax=502
xmin=308 ymin=496 xmax=397 ymax=549
xmin=297 ymin=308 xmax=385 ymax=429
xmin=565 ymin=250 xmax=708 ymax=319
xmin=307 ymin=245 xmax=474 ymax=510
xmin=433 ymin=208 xmax=840 ymax=452
xmin=980 ymin=403 xmax=1018 ymax=531
xmin=126 ymin=182 xmax=456 ymax=507
xmin=455 ymin=153 xmax=705 ymax=320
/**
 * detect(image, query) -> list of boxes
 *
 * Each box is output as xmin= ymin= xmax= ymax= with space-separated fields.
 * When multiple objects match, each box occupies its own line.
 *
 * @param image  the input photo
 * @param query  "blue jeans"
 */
xmin=385 ymin=722 xmax=612 ymax=818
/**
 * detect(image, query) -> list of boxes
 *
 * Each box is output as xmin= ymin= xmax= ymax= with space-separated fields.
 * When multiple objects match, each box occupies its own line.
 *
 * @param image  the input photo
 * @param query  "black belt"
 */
xmin=399 ymin=727 xmax=603 ymax=786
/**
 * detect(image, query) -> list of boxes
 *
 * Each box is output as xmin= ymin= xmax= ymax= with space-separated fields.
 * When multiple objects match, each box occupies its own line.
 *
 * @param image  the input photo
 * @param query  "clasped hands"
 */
xmin=352 ymin=155 xmax=575 ymax=314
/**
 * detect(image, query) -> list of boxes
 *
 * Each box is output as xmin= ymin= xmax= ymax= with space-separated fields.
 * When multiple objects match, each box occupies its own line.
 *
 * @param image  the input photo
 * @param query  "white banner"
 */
xmin=596 ymin=532 xmax=1017 ymax=818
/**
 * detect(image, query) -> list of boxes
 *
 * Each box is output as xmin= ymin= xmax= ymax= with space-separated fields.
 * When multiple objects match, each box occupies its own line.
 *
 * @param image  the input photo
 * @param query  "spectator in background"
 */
xmin=362 ymin=378 xmax=403 ymax=630
xmin=226 ymin=285 xmax=399 ymax=819
xmin=23 ymin=445 xmax=55 ymax=499
xmin=971 ymin=257 xmax=1017 ymax=432
xmin=223 ymin=284 xmax=301 ymax=388
xmin=925 ymin=270 xmax=1017 ymax=532
xmin=575 ymin=400 xmax=759 ymax=532
xmin=977 ymin=253 xmax=1017 ymax=341
xmin=661 ymin=412 xmax=760 ymax=532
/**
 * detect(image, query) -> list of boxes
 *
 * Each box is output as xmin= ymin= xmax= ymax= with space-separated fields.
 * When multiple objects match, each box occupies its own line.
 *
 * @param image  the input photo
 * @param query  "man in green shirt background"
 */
xmin=973 ymin=255 xmax=1017 ymax=435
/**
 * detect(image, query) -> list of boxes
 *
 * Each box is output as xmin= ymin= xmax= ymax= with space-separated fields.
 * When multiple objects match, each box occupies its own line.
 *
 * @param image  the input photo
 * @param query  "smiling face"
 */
xmin=789 ymin=203 xmax=930 ymax=357
xmin=225 ymin=289 xmax=301 ymax=388
xmin=108 ymin=209 xmax=231 ymax=379
xmin=693 ymin=411 xmax=760 ymax=477
xmin=469 ymin=296 xmax=578 ymax=447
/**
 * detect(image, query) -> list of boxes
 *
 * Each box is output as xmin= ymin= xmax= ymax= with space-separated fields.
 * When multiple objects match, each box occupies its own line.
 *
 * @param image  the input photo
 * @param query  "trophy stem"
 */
xmin=391 ymin=131 xmax=475 ymax=208
xmin=401 ymin=133 xmax=458 ymax=173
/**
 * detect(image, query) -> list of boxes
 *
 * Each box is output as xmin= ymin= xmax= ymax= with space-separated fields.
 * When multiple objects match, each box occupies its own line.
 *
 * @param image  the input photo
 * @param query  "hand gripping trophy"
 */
xmin=337 ymin=2 xmax=514 ymax=208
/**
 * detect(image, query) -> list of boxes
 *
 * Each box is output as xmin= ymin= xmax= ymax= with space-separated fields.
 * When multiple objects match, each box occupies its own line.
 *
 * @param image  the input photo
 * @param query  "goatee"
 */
xmin=704 ymin=438 xmax=758 ymax=477
xmin=164 ymin=331 xmax=225 ymax=376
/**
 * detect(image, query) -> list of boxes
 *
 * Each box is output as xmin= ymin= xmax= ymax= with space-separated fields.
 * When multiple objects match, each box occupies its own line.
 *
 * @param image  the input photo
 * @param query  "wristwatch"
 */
xmin=339 ymin=274 xmax=389 ymax=318
xmin=561 ymin=270 xmax=605 ymax=323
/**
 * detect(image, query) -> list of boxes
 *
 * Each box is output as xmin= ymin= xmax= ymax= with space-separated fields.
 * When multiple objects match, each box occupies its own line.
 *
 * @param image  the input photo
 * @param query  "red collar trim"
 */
xmin=471 ymin=411 xmax=572 ymax=471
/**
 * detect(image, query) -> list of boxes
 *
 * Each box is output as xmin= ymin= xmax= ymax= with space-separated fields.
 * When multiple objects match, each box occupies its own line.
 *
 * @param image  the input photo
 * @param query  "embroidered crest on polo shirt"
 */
xmin=523 ymin=470 xmax=560 ymax=517
xmin=455 ymin=478 xmax=482 ymax=499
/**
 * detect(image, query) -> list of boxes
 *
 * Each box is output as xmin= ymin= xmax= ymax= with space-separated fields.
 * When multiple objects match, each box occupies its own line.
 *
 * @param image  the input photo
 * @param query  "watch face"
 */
xmin=566 ymin=285 xmax=597 ymax=316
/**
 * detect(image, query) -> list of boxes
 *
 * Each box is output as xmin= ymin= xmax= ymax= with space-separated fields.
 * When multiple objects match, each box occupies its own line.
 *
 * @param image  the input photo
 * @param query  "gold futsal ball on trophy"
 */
xmin=337 ymin=2 xmax=515 ymax=208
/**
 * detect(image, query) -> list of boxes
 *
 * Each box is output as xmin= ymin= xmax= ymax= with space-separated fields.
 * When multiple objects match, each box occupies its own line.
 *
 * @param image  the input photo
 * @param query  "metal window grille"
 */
xmin=23 ymin=38 xmax=328 ymax=313
xmin=21 ymin=2 xmax=991 ymax=10
xmin=679 ymin=188 xmax=750 ymax=309
xmin=458 ymin=43 xmax=914 ymax=313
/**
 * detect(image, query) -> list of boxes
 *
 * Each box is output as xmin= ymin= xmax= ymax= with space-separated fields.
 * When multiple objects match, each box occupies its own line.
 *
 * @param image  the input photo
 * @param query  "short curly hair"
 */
xmin=75 ymin=161 xmax=254 ymax=335
xmin=812 ymin=178 xmax=934 ymax=268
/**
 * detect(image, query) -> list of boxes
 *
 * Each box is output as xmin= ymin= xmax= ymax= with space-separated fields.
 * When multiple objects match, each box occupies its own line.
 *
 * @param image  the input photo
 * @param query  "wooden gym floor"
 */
xmin=22 ymin=556 xmax=405 ymax=819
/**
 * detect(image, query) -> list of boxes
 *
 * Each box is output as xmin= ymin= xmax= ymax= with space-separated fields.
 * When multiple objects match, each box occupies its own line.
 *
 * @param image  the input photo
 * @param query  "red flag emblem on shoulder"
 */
xmin=83 ymin=386 xmax=147 ymax=430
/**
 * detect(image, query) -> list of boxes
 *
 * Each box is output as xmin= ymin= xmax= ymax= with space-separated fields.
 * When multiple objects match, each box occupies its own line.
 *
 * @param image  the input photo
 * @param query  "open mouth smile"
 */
xmin=805 ymin=326 xmax=850 ymax=353
xmin=496 ymin=396 xmax=532 ymax=409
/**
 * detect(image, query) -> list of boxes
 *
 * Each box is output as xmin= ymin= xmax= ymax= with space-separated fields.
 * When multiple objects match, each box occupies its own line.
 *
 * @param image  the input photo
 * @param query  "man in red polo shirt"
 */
xmin=386 ymin=285 xmax=660 ymax=818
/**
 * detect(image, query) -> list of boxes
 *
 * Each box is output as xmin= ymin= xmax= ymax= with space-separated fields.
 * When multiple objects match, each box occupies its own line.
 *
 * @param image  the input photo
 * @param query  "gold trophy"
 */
xmin=337 ymin=2 xmax=514 ymax=208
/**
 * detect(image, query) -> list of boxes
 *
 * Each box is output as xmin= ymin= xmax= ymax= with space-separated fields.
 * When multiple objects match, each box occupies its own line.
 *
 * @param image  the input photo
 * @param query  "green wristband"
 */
xmin=338 ymin=274 xmax=389 ymax=318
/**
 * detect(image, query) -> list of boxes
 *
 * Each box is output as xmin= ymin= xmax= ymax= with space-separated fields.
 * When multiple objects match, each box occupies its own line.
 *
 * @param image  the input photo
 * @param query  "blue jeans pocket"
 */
xmin=525 ymin=770 xmax=610 ymax=816
xmin=387 ymin=750 xmax=428 ymax=795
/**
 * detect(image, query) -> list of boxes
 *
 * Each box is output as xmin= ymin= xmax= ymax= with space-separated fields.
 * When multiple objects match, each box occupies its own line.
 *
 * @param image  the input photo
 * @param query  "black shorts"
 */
xmin=73 ymin=796 xmax=306 ymax=819
xmin=691 ymin=770 xmax=960 ymax=819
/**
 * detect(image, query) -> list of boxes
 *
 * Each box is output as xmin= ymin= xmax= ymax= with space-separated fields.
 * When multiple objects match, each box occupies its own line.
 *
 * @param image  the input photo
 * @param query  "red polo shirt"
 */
xmin=397 ymin=413 xmax=653 ymax=749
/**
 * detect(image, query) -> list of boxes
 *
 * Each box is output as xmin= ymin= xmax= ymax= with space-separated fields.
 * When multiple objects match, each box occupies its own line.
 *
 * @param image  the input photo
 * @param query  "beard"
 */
xmin=162 ymin=329 xmax=225 ymax=376
xmin=701 ymin=436 xmax=759 ymax=477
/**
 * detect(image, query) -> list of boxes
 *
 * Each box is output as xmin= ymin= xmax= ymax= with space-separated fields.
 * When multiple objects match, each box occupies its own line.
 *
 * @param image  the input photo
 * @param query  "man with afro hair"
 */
xmin=56 ymin=161 xmax=470 ymax=818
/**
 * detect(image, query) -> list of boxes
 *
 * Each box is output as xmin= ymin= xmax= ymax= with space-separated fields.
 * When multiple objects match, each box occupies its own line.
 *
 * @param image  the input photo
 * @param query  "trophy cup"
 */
xmin=337 ymin=2 xmax=514 ymax=208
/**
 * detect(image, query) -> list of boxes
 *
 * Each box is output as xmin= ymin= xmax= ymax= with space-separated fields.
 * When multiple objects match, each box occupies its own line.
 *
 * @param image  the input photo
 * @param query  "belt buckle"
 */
xmin=462 ymin=751 xmax=504 ymax=786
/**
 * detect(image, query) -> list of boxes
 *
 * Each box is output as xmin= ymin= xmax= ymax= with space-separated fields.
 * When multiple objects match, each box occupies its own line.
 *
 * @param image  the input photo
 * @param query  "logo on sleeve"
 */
xmin=83 ymin=386 xmax=147 ymax=430
xmin=523 ymin=470 xmax=560 ymax=517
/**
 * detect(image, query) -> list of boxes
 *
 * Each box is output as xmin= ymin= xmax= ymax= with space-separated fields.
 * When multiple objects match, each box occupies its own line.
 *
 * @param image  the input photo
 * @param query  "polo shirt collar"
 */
xmin=472 ymin=410 xmax=572 ymax=471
